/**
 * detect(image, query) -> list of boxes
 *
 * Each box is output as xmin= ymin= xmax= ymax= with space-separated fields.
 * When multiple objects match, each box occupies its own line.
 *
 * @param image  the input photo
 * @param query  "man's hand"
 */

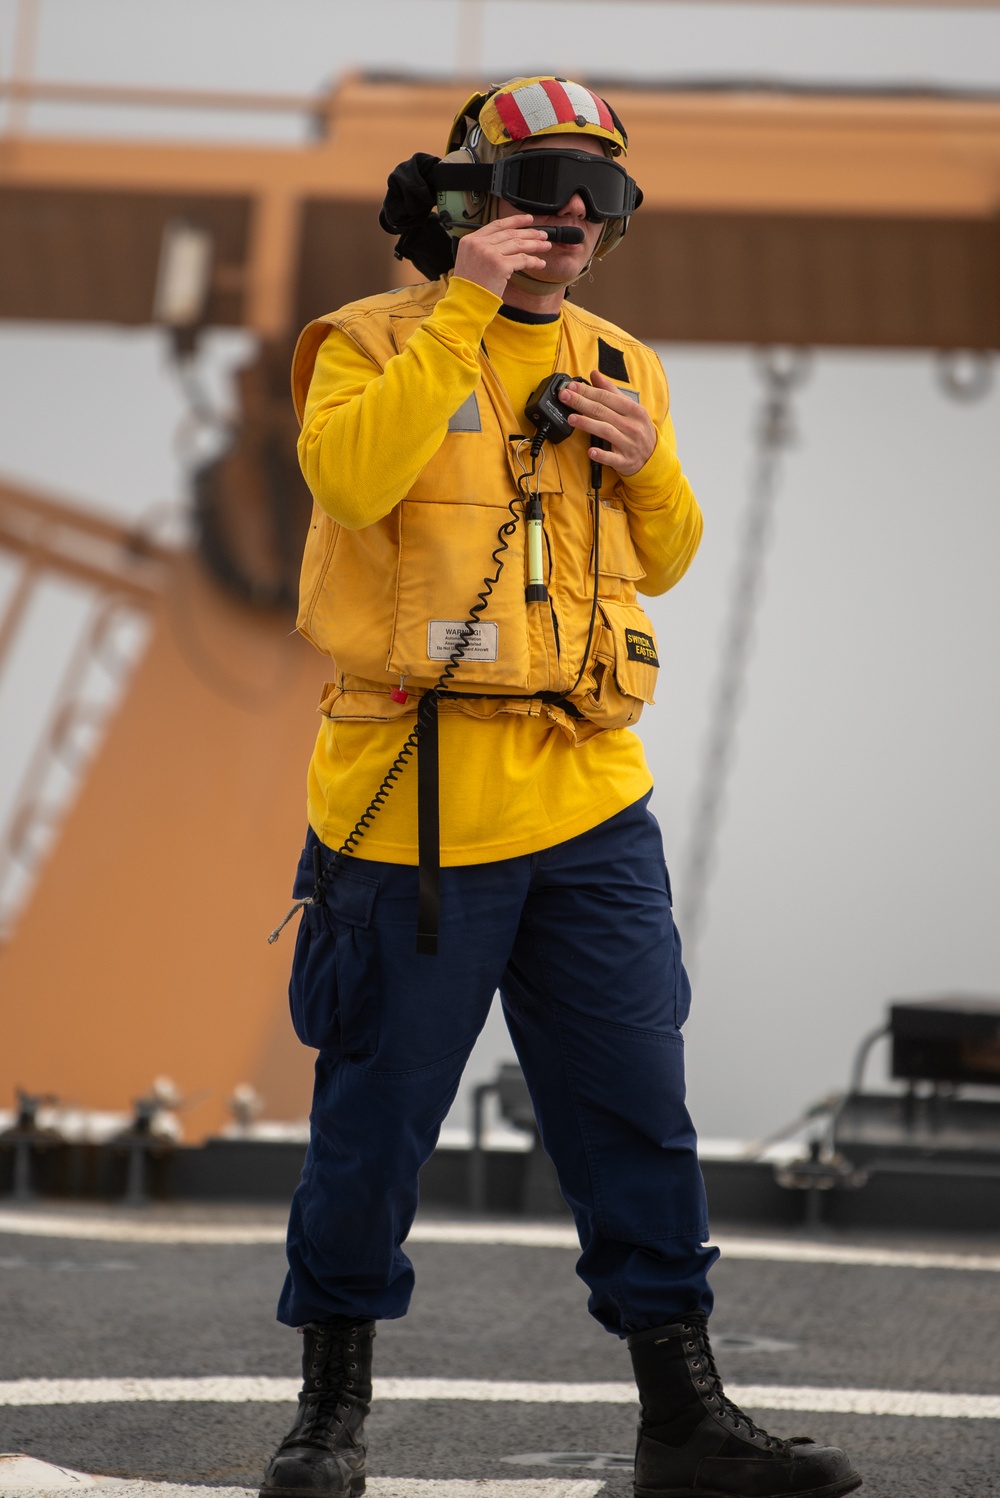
xmin=453 ymin=215 xmax=552 ymax=299
xmin=559 ymin=370 xmax=657 ymax=478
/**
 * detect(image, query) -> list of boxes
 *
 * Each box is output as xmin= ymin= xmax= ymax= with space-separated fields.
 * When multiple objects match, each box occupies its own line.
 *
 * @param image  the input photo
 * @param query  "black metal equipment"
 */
xmin=830 ymin=995 xmax=1000 ymax=1181
xmin=0 ymin=1091 xmax=59 ymax=1202
xmin=889 ymin=995 xmax=1000 ymax=1088
xmin=116 ymin=1088 xmax=178 ymax=1207
xmin=766 ymin=993 xmax=1000 ymax=1232
xmin=469 ymin=1062 xmax=565 ymax=1216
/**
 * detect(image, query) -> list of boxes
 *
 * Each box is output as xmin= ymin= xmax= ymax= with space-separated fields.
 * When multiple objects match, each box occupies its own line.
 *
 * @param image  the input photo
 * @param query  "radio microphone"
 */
xmin=541 ymin=226 xmax=585 ymax=244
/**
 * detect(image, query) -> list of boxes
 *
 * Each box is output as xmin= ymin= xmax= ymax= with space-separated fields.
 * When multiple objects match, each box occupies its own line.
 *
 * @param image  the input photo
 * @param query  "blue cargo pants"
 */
xmin=278 ymin=792 xmax=718 ymax=1335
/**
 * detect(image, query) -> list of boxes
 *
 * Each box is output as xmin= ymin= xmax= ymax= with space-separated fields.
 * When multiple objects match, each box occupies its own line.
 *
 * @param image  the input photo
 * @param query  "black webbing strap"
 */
xmin=416 ymin=694 xmax=440 ymax=956
xmin=430 ymin=161 xmax=496 ymax=194
xmin=414 ymin=689 xmax=585 ymax=956
xmin=597 ymin=337 xmax=629 ymax=383
xmin=438 ymin=688 xmax=584 ymax=719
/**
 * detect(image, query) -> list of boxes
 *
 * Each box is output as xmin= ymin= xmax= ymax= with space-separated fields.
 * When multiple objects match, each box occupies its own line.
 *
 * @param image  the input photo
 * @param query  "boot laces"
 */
xmin=682 ymin=1318 xmax=787 ymax=1452
xmin=296 ymin=1388 xmax=356 ymax=1447
xmin=289 ymin=1324 xmax=366 ymax=1450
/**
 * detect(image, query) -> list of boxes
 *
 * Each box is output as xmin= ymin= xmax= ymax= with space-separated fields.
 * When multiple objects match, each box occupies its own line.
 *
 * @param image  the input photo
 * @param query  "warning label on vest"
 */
xmin=625 ymin=628 xmax=659 ymax=666
xmin=427 ymin=620 xmax=499 ymax=661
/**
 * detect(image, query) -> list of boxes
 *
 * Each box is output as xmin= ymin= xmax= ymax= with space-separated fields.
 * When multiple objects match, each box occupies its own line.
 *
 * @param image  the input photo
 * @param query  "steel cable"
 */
xmin=678 ymin=348 xmax=810 ymax=969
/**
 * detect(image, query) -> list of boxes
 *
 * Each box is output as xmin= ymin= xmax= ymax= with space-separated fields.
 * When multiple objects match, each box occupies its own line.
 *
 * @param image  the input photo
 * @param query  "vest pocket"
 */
xmin=388 ymin=499 xmax=531 ymax=688
xmin=594 ymin=501 xmax=645 ymax=581
xmin=297 ymin=506 xmax=340 ymax=648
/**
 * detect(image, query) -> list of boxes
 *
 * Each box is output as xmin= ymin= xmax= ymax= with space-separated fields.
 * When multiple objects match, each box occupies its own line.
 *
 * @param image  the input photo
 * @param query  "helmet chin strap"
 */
xmin=507 ymin=259 xmax=594 ymax=297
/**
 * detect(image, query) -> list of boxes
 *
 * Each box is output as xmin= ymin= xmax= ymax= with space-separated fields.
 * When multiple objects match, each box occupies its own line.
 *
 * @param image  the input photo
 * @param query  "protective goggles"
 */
xmin=433 ymin=150 xmax=643 ymax=223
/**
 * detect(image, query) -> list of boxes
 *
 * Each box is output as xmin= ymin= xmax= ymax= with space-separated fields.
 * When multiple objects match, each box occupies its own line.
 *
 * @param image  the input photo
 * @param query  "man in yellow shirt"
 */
xmin=261 ymin=78 xmax=859 ymax=1498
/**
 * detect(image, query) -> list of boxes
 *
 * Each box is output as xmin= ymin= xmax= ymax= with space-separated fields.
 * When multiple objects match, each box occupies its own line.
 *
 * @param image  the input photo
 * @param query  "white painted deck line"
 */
xmin=2 ymin=1210 xmax=1000 ymax=1277
xmin=714 ymin=1236 xmax=1000 ymax=1274
xmin=0 ymin=1463 xmax=599 ymax=1498
xmin=408 ymin=1225 xmax=1000 ymax=1278
xmin=410 ymin=1224 xmax=575 ymax=1249
xmin=0 ymin=1212 xmax=287 ymax=1245
xmin=0 ymin=1454 xmax=107 ymax=1488
xmin=0 ymin=1377 xmax=997 ymax=1420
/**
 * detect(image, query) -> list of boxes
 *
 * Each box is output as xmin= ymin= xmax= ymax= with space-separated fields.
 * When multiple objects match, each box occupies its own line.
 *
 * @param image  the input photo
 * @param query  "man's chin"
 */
xmin=523 ymin=256 xmax=589 ymax=284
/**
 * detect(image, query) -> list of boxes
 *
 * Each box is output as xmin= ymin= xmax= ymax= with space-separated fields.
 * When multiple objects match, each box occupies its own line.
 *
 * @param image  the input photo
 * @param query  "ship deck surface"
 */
xmin=1 ymin=1205 xmax=998 ymax=1497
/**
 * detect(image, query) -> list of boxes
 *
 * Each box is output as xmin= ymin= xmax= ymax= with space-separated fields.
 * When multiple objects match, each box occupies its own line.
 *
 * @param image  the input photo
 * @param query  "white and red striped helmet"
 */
xmin=465 ymin=76 xmax=629 ymax=155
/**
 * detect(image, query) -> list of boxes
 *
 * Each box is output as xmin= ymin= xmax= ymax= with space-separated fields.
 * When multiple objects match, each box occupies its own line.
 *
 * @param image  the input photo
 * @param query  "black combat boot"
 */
xmin=260 ymin=1318 xmax=375 ymax=1498
xmin=628 ymin=1314 xmax=861 ymax=1498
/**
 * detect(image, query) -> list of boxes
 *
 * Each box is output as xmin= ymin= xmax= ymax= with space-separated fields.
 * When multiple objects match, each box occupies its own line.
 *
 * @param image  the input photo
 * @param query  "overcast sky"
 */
xmin=1 ymin=0 xmax=999 ymax=1141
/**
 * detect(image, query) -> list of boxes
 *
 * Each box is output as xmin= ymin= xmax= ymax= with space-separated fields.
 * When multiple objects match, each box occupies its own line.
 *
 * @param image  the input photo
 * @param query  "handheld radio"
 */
xmin=525 ymin=373 xmax=577 ymax=455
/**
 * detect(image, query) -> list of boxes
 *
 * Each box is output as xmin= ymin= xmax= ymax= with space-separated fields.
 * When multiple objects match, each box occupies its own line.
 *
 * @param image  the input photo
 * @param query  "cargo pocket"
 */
xmin=580 ymin=600 xmax=659 ymax=728
xmin=388 ymin=500 xmax=530 ymax=687
xmin=663 ymin=864 xmax=692 ymax=1030
xmin=673 ymin=920 xmax=693 ymax=1029
xmin=599 ymin=599 xmax=659 ymax=704
xmin=288 ymin=851 xmax=380 ymax=1056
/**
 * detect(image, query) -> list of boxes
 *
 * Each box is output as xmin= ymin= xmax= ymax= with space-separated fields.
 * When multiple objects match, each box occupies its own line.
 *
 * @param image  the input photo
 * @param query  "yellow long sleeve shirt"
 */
xmin=298 ymin=275 xmax=702 ymax=865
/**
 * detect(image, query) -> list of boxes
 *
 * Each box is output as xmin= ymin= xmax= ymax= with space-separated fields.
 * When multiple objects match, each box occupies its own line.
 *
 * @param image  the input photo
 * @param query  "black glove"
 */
xmin=379 ymin=153 xmax=456 ymax=282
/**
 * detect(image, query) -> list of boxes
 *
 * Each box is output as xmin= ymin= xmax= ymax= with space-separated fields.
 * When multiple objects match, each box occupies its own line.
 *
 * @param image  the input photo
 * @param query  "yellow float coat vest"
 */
xmin=291 ymin=279 xmax=664 ymax=742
